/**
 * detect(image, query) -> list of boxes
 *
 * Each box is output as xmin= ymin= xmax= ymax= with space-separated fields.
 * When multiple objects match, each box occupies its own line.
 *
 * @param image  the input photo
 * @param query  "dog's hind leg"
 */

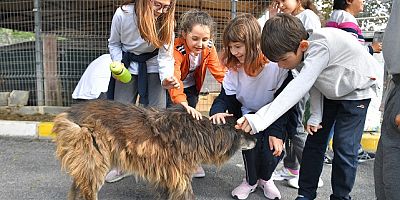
xmin=55 ymin=120 xmax=109 ymax=200
xmin=68 ymin=180 xmax=95 ymax=200
xmin=73 ymin=178 xmax=100 ymax=200
xmin=68 ymin=180 xmax=80 ymax=200
xmin=68 ymin=128 xmax=109 ymax=200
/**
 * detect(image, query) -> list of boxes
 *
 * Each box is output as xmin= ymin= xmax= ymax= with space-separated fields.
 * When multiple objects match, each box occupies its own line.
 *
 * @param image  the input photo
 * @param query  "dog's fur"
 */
xmin=53 ymin=99 xmax=255 ymax=200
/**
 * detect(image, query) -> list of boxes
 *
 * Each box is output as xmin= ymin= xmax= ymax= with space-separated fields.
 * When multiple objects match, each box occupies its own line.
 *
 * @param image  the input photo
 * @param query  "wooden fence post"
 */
xmin=42 ymin=35 xmax=62 ymax=106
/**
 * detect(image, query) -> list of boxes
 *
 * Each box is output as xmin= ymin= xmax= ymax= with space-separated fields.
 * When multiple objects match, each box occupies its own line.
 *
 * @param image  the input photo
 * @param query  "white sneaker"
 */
xmin=287 ymin=177 xmax=324 ymax=189
xmin=272 ymin=167 xmax=299 ymax=181
xmin=105 ymin=169 xmax=130 ymax=183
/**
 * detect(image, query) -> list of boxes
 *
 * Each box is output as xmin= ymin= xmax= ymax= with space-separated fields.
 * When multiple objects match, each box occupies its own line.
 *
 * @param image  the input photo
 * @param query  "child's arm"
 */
xmin=306 ymin=86 xmax=324 ymax=134
xmin=169 ymin=49 xmax=202 ymax=119
xmin=206 ymin=45 xmax=226 ymax=83
xmin=209 ymin=85 xmax=242 ymax=117
xmin=265 ymin=74 xmax=293 ymax=156
xmin=209 ymin=86 xmax=229 ymax=115
xmin=268 ymin=1 xmax=280 ymax=19
xmin=238 ymin=42 xmax=330 ymax=134
xmin=169 ymin=49 xmax=188 ymax=104
xmin=369 ymin=42 xmax=382 ymax=54
xmin=158 ymin=33 xmax=179 ymax=89
xmin=209 ymin=86 xmax=241 ymax=124
xmin=209 ymin=70 xmax=242 ymax=124
xmin=108 ymin=8 xmax=123 ymax=62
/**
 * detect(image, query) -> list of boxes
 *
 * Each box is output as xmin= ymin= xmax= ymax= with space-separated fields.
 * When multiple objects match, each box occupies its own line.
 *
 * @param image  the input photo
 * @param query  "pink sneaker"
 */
xmin=192 ymin=165 xmax=205 ymax=178
xmin=231 ymin=179 xmax=257 ymax=200
xmin=258 ymin=179 xmax=281 ymax=199
xmin=105 ymin=169 xmax=130 ymax=183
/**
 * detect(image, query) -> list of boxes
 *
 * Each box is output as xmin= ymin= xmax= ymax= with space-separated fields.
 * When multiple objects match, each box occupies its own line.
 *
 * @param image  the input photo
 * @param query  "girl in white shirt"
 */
xmin=209 ymin=14 xmax=290 ymax=200
xmin=107 ymin=0 xmax=179 ymax=108
xmin=269 ymin=0 xmax=321 ymax=31
xmin=105 ymin=0 xmax=179 ymax=183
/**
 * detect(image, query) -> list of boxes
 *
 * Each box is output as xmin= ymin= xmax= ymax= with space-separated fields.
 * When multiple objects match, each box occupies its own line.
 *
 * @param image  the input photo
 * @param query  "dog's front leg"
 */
xmin=68 ymin=179 xmax=99 ymax=200
xmin=68 ymin=180 xmax=91 ymax=200
xmin=67 ymin=181 xmax=78 ymax=200
xmin=168 ymin=181 xmax=195 ymax=200
xmin=180 ymin=184 xmax=195 ymax=200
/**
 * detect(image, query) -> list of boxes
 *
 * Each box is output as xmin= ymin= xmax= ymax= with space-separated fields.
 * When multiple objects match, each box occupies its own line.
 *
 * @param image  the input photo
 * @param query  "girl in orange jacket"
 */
xmin=168 ymin=9 xmax=226 ymax=121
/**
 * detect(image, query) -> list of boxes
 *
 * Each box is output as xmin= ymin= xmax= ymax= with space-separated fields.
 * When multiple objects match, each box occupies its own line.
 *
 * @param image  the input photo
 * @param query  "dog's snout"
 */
xmin=240 ymin=134 xmax=256 ymax=150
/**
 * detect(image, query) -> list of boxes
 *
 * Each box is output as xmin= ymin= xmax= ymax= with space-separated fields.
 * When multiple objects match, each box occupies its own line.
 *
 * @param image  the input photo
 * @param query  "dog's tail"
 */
xmin=53 ymin=113 xmax=110 ymax=200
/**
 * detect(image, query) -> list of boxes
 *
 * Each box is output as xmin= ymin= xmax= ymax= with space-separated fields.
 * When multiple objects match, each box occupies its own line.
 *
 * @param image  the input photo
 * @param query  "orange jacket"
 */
xmin=169 ymin=37 xmax=226 ymax=104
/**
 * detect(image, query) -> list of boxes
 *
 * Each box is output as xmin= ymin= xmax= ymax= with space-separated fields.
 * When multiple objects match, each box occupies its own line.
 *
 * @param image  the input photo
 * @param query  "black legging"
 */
xmin=242 ymin=130 xmax=285 ymax=185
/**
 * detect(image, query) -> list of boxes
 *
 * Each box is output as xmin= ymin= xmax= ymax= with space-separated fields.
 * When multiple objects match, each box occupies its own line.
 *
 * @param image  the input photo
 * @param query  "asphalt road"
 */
xmin=0 ymin=136 xmax=376 ymax=200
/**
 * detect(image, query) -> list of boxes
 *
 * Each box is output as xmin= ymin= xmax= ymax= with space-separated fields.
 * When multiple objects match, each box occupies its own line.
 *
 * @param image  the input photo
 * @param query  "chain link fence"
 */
xmin=0 ymin=0 xmax=391 ymax=110
xmin=0 ymin=0 xmax=272 ymax=108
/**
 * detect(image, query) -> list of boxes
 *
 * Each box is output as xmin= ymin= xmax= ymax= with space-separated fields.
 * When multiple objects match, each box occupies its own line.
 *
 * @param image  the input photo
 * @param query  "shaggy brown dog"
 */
xmin=53 ymin=99 xmax=255 ymax=200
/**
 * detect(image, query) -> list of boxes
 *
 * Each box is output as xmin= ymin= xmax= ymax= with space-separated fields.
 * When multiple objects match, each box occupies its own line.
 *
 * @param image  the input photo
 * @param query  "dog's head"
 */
xmin=215 ymin=116 xmax=256 ymax=151
xmin=239 ymin=131 xmax=257 ymax=150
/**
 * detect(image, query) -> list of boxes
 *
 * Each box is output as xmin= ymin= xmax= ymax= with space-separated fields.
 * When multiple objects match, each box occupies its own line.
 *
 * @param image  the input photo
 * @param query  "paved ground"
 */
xmin=0 ymin=136 xmax=376 ymax=200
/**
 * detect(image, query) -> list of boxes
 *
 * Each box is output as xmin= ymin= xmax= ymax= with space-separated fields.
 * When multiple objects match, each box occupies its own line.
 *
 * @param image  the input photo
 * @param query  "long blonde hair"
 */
xmin=122 ymin=0 xmax=176 ymax=48
xmin=222 ymin=14 xmax=268 ymax=77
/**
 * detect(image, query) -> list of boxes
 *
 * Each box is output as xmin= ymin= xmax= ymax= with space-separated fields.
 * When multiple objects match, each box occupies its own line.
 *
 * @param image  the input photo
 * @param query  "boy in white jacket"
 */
xmin=236 ymin=13 xmax=380 ymax=200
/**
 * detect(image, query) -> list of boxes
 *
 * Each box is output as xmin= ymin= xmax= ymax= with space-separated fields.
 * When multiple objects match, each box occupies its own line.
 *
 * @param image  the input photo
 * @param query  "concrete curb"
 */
xmin=0 ymin=120 xmax=381 ymax=152
xmin=360 ymin=132 xmax=380 ymax=153
xmin=0 ymin=120 xmax=39 ymax=138
xmin=0 ymin=120 xmax=55 ymax=139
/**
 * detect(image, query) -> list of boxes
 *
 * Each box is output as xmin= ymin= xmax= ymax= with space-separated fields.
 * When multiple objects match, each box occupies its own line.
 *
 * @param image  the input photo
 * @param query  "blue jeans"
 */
xmin=298 ymin=98 xmax=370 ymax=200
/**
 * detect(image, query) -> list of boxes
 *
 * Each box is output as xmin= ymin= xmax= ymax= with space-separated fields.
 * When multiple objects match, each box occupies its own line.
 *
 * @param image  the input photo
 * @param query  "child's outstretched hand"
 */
xmin=306 ymin=124 xmax=323 ymax=135
xmin=209 ymin=113 xmax=233 ymax=124
xmin=371 ymin=42 xmax=383 ymax=53
xmin=235 ymin=117 xmax=252 ymax=133
xmin=180 ymin=102 xmax=202 ymax=120
xmin=162 ymin=76 xmax=180 ymax=89
xmin=269 ymin=1 xmax=280 ymax=18
xmin=269 ymin=136 xmax=283 ymax=157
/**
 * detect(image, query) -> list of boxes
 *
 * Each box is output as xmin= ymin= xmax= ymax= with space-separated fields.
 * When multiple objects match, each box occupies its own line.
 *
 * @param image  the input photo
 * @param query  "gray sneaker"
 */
xmin=358 ymin=150 xmax=375 ymax=163
xmin=105 ymin=169 xmax=130 ymax=183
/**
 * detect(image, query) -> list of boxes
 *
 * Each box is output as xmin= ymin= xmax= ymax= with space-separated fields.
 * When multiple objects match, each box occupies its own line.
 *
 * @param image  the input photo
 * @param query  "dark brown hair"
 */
xmin=333 ymin=0 xmax=350 ymax=10
xmin=178 ymin=9 xmax=215 ymax=38
xmin=299 ymin=0 xmax=319 ymax=15
xmin=261 ymin=13 xmax=308 ymax=62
